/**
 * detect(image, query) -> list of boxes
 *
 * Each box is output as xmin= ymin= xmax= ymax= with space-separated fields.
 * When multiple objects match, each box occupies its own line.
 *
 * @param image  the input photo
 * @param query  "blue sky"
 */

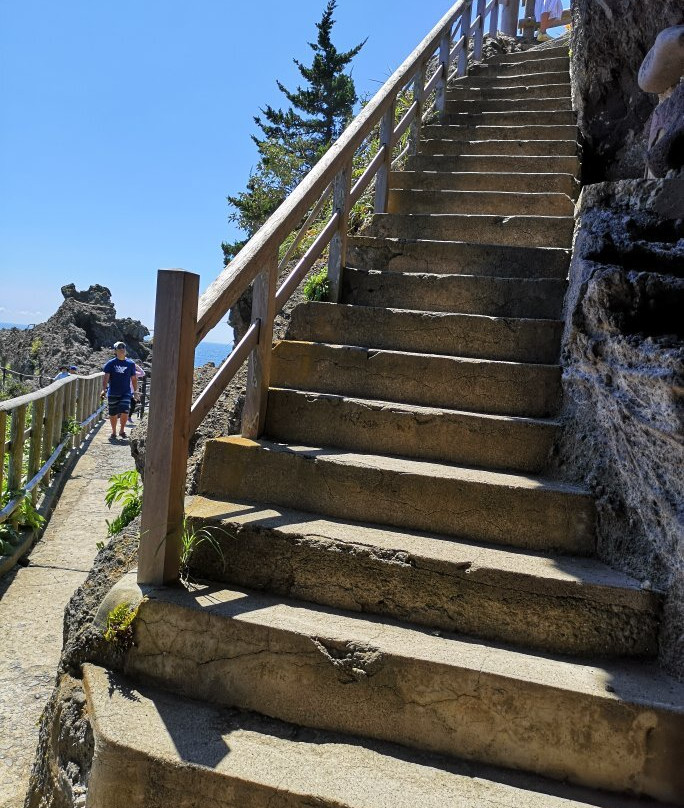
xmin=1 ymin=0 xmax=567 ymax=343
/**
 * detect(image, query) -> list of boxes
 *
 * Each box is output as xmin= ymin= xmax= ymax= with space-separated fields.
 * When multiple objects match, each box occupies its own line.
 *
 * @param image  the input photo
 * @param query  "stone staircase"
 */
xmin=84 ymin=45 xmax=684 ymax=806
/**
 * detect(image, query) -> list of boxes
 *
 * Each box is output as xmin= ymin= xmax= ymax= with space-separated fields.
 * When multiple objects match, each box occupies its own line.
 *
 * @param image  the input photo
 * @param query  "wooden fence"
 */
xmin=139 ymin=0 xmax=523 ymax=585
xmin=0 ymin=373 xmax=105 ymax=544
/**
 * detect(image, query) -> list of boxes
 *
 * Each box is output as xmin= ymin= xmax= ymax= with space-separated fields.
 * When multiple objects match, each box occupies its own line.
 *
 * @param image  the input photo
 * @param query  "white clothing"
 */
xmin=535 ymin=0 xmax=563 ymax=21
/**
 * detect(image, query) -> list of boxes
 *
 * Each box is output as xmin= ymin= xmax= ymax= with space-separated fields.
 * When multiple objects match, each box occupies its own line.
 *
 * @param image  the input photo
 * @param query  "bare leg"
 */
xmin=109 ymin=415 xmax=117 ymax=437
xmin=118 ymin=412 xmax=129 ymax=436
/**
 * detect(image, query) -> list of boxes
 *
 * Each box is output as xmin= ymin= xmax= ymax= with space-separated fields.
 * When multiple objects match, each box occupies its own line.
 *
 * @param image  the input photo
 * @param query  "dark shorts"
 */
xmin=108 ymin=394 xmax=131 ymax=417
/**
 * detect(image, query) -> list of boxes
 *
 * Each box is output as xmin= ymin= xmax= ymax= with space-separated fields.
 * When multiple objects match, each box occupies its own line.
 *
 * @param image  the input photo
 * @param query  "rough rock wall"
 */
xmin=553 ymin=179 xmax=684 ymax=677
xmin=571 ymin=0 xmax=684 ymax=181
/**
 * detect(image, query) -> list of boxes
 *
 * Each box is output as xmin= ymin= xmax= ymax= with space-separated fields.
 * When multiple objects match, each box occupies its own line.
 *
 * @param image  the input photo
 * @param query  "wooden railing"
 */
xmin=139 ymin=0 xmax=507 ymax=585
xmin=0 ymin=373 xmax=104 ymax=541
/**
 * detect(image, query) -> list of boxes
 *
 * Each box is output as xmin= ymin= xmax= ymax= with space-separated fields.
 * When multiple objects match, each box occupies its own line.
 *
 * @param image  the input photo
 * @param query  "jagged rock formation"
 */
xmin=0 ymin=284 xmax=151 ymax=382
xmin=571 ymin=0 xmax=684 ymax=180
xmin=553 ymin=178 xmax=684 ymax=676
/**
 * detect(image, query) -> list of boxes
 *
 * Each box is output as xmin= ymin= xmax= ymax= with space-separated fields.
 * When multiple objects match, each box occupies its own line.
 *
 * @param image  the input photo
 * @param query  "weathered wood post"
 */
xmin=8 ymin=405 xmax=26 ymax=528
xmin=28 ymin=398 xmax=45 ymax=504
xmin=521 ymin=0 xmax=537 ymax=42
xmin=0 ymin=411 xmax=6 ymax=498
xmin=41 ymin=390 xmax=56 ymax=486
xmin=374 ymin=101 xmax=396 ymax=214
xmin=457 ymin=1 xmax=473 ymax=77
xmin=409 ymin=63 xmax=427 ymax=155
xmin=488 ymin=0 xmax=500 ymax=37
xmin=473 ymin=0 xmax=487 ymax=61
xmin=328 ymin=162 xmax=352 ymax=303
xmin=241 ymin=252 xmax=278 ymax=438
xmin=138 ymin=269 xmax=199 ymax=586
xmin=435 ymin=27 xmax=453 ymax=123
xmin=500 ymin=0 xmax=520 ymax=36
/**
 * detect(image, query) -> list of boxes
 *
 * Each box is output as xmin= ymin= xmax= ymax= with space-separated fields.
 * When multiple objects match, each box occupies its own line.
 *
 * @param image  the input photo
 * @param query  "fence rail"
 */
xmin=0 ymin=374 xmax=105 ymax=542
xmin=139 ymin=0 xmax=517 ymax=585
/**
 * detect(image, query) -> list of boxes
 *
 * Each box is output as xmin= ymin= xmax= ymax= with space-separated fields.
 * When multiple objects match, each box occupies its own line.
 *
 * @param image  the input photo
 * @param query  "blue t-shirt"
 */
xmin=103 ymin=358 xmax=136 ymax=397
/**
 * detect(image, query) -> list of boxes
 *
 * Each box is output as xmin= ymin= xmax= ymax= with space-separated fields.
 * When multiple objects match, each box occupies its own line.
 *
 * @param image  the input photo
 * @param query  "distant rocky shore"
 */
xmin=0 ymin=284 xmax=152 ymax=386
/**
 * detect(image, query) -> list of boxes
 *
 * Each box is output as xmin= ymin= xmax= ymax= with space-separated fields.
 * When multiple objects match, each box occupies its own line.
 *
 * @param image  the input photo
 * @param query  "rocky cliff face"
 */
xmin=553 ymin=179 xmax=684 ymax=678
xmin=571 ymin=0 xmax=684 ymax=181
xmin=0 ymin=284 xmax=151 ymax=383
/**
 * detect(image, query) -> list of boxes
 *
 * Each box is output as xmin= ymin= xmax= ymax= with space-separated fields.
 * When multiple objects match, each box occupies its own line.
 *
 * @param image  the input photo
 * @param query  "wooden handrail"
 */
xmin=139 ymin=0 xmax=509 ymax=585
xmin=0 ymin=373 xmax=104 ymax=529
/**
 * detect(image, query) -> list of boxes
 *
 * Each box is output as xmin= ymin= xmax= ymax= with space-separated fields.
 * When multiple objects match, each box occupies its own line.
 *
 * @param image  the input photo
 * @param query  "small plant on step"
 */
xmin=105 ymin=470 xmax=143 ymax=536
xmin=103 ymin=601 xmax=142 ymax=647
xmin=303 ymin=267 xmax=330 ymax=301
xmin=179 ymin=517 xmax=227 ymax=583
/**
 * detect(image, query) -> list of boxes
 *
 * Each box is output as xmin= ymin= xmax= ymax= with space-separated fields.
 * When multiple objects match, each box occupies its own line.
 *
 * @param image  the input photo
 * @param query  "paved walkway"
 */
xmin=0 ymin=420 xmax=138 ymax=808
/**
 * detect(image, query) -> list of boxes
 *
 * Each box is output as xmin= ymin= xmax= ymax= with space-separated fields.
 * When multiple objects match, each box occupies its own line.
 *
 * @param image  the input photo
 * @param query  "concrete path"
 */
xmin=0 ymin=420 xmax=138 ymax=808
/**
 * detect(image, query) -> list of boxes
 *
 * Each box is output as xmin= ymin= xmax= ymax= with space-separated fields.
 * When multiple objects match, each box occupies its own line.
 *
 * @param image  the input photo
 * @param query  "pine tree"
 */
xmin=222 ymin=0 xmax=365 ymax=262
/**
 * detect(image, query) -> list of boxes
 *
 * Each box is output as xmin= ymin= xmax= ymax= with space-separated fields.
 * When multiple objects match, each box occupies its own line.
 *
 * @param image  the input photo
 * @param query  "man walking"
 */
xmin=102 ymin=341 xmax=138 ymax=440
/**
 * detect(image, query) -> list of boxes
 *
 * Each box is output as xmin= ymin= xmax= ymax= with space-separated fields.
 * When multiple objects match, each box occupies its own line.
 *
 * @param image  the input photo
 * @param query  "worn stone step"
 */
xmin=84 ymin=664 xmax=659 ymax=808
xmin=342 ymin=267 xmax=566 ymax=318
xmin=447 ymin=83 xmax=571 ymax=101
xmin=199 ymin=438 xmax=593 ymax=552
xmin=264 ymin=388 xmax=557 ymax=473
xmin=422 ymin=123 xmax=577 ymax=141
xmin=420 ymin=139 xmax=577 ymax=157
xmin=390 ymin=170 xmax=577 ymax=196
xmin=125 ymin=585 xmax=684 ymax=803
xmin=286 ymin=301 xmax=562 ymax=363
xmin=367 ymin=212 xmax=574 ymax=248
xmin=453 ymin=70 xmax=570 ymax=88
xmin=187 ymin=494 xmax=659 ymax=657
xmin=446 ymin=110 xmax=575 ymax=126
xmin=408 ymin=153 xmax=579 ymax=175
xmin=470 ymin=57 xmax=570 ymax=75
xmin=346 ymin=237 xmax=570 ymax=280
xmin=444 ymin=96 xmax=572 ymax=113
xmin=389 ymin=187 xmax=574 ymax=216
xmin=270 ymin=341 xmax=561 ymax=418
xmin=487 ymin=45 xmax=570 ymax=62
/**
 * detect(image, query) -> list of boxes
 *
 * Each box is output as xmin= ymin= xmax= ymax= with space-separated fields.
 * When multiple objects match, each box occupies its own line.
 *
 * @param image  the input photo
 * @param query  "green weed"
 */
xmin=179 ymin=518 xmax=226 ymax=583
xmin=103 ymin=601 xmax=141 ymax=646
xmin=303 ymin=267 xmax=330 ymax=302
xmin=105 ymin=470 xmax=143 ymax=536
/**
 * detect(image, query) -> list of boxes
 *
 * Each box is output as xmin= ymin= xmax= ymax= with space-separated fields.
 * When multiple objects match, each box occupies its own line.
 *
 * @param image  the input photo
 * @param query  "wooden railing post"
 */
xmin=138 ymin=269 xmax=199 ymax=586
xmin=28 ymin=398 xmax=45 ymax=505
xmin=488 ymin=0 xmax=500 ymax=37
xmin=374 ymin=101 xmax=396 ymax=214
xmin=435 ymin=28 xmax=453 ymax=122
xmin=0 ymin=411 xmax=6 ymax=497
xmin=8 ymin=405 xmax=26 ymax=528
xmin=241 ymin=251 xmax=278 ymax=438
xmin=328 ymin=162 xmax=352 ymax=303
xmin=521 ymin=0 xmax=537 ymax=42
xmin=473 ymin=0 xmax=486 ymax=61
xmin=500 ymin=0 xmax=520 ymax=36
xmin=41 ymin=390 xmax=56 ymax=486
xmin=409 ymin=64 xmax=427 ymax=155
xmin=457 ymin=2 xmax=473 ymax=77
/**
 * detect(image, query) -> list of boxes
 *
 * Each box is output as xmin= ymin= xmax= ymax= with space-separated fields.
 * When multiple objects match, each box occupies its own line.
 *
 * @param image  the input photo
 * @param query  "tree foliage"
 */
xmin=222 ymin=1 xmax=365 ymax=263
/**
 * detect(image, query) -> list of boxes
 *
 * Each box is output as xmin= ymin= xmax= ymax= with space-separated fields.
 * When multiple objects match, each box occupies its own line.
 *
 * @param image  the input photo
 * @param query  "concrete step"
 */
xmin=187 ymin=494 xmax=659 ymax=657
xmin=84 ymin=664 xmax=661 ymax=808
xmin=264 ymin=388 xmax=557 ymax=473
xmin=342 ymin=267 xmax=566 ymax=319
xmin=199 ymin=438 xmax=593 ymax=553
xmin=444 ymin=96 xmax=572 ymax=113
xmin=408 ymin=153 xmax=579 ymax=175
xmin=452 ymin=70 xmax=570 ymax=88
xmin=345 ymin=236 xmax=570 ymax=280
xmin=446 ymin=110 xmax=575 ymax=126
xmin=422 ymin=123 xmax=578 ymax=141
xmin=286 ymin=301 xmax=562 ymax=363
xmin=447 ymin=83 xmax=571 ymax=101
xmin=367 ymin=212 xmax=574 ymax=248
xmin=270 ymin=340 xmax=562 ymax=418
xmin=420 ymin=139 xmax=577 ymax=157
xmin=487 ymin=45 xmax=570 ymax=62
xmin=470 ymin=58 xmax=570 ymax=75
xmin=389 ymin=187 xmax=574 ymax=216
xmin=390 ymin=170 xmax=577 ymax=196
xmin=125 ymin=585 xmax=684 ymax=803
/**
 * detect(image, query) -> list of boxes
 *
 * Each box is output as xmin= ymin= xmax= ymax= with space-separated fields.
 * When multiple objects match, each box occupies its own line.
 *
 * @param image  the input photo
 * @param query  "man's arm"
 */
xmin=102 ymin=373 xmax=110 ymax=395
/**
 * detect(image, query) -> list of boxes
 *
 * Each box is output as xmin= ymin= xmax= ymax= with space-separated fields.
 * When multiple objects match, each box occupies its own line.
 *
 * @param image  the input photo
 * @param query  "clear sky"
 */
xmin=1 ymin=0 xmax=568 ymax=343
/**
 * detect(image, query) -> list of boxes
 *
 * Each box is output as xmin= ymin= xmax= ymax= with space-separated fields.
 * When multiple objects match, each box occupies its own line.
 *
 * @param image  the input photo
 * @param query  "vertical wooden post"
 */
xmin=0 ymin=411 xmax=6 ymax=498
xmin=409 ymin=64 xmax=427 ymax=155
xmin=42 ymin=390 xmax=56 ymax=486
xmin=374 ymin=100 xmax=396 ymax=214
xmin=473 ymin=0 xmax=486 ymax=62
xmin=457 ymin=2 xmax=473 ymax=77
xmin=51 ymin=386 xmax=64 ymax=450
xmin=8 ymin=405 xmax=26 ymax=528
xmin=488 ymin=0 xmax=500 ymax=37
xmin=75 ymin=378 xmax=85 ymax=445
xmin=500 ymin=0 xmax=520 ymax=36
xmin=522 ymin=0 xmax=537 ymax=42
xmin=327 ymin=162 xmax=352 ymax=303
xmin=435 ymin=28 xmax=452 ymax=122
xmin=28 ymin=398 xmax=45 ymax=505
xmin=138 ymin=269 xmax=199 ymax=586
xmin=241 ymin=252 xmax=278 ymax=439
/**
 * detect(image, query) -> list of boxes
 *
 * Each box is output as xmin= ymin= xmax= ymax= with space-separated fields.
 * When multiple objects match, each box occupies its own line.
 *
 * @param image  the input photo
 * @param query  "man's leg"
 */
xmin=119 ymin=411 xmax=129 ymax=436
xmin=109 ymin=414 xmax=118 ymax=437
